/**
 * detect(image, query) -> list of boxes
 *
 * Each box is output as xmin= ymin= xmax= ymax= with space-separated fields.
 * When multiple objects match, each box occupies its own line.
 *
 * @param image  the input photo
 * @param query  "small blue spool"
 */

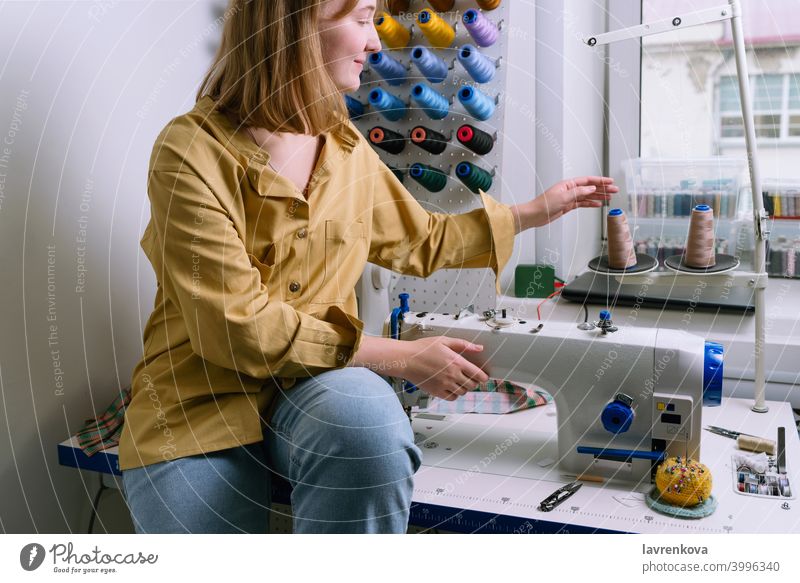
xmin=344 ymin=95 xmax=364 ymax=119
xmin=369 ymin=52 xmax=407 ymax=86
xmin=457 ymin=45 xmax=495 ymax=83
xmin=458 ymin=85 xmax=495 ymax=121
xmin=411 ymin=46 xmax=448 ymax=83
xmin=368 ymin=88 xmax=406 ymax=121
xmin=411 ymin=83 xmax=449 ymax=120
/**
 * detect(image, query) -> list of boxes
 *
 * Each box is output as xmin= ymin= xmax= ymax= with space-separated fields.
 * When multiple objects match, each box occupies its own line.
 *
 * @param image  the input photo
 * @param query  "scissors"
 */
xmin=704 ymin=425 xmax=758 ymax=439
xmin=538 ymin=481 xmax=582 ymax=512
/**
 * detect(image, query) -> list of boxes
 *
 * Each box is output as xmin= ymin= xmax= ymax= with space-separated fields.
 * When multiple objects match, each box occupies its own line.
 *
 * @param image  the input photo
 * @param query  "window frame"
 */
xmin=716 ymin=73 xmax=800 ymax=145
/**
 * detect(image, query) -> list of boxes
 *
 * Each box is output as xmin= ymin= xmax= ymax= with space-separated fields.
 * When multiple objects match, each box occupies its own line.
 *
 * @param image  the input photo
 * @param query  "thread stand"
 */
xmin=663 ymin=253 xmax=740 ymax=274
xmin=586 ymin=0 xmax=770 ymax=413
xmin=587 ymin=253 xmax=658 ymax=275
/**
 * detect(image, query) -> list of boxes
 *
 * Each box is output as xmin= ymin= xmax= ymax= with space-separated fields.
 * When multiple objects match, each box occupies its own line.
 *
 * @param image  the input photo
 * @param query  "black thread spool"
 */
xmin=457 ymin=124 xmax=494 ymax=155
xmin=368 ymin=126 xmax=406 ymax=155
xmin=410 ymin=126 xmax=448 ymax=155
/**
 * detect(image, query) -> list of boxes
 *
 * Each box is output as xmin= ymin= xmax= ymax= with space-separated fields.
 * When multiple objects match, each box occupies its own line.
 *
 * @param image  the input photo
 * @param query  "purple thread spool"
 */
xmin=463 ymin=9 xmax=499 ymax=47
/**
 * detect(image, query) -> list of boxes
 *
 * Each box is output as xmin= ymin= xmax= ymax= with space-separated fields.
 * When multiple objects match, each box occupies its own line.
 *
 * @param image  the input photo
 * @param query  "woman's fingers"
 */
xmin=573 ymin=175 xmax=615 ymax=187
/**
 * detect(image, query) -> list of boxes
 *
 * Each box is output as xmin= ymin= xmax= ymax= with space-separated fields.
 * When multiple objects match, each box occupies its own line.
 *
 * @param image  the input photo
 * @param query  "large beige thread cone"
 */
xmin=607 ymin=208 xmax=637 ymax=269
xmin=684 ymin=204 xmax=716 ymax=268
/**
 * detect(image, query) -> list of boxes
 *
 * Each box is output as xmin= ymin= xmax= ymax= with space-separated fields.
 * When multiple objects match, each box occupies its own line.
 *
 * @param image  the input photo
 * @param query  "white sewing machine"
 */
xmin=385 ymin=295 xmax=723 ymax=486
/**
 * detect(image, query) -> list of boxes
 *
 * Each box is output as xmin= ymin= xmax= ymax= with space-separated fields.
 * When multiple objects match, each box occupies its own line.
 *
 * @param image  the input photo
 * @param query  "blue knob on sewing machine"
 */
xmin=399 ymin=292 xmax=410 ymax=314
xmin=597 ymin=310 xmax=618 ymax=334
xmin=601 ymin=393 xmax=634 ymax=434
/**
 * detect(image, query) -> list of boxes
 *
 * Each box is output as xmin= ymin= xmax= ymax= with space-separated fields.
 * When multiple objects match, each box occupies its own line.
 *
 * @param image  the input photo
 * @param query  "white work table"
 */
xmin=407 ymin=397 xmax=799 ymax=533
xmin=58 ymin=397 xmax=798 ymax=533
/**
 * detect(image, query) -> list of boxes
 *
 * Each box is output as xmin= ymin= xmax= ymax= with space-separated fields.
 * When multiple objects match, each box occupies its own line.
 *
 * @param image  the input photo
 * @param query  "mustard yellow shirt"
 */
xmin=119 ymin=95 xmax=515 ymax=470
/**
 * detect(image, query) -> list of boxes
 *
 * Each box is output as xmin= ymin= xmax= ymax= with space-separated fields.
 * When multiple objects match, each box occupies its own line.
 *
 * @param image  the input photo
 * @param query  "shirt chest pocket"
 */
xmin=311 ymin=219 xmax=368 ymax=304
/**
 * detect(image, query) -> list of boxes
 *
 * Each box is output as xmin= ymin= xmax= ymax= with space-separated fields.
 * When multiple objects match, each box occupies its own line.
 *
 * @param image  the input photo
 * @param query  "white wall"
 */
xmin=0 ymin=0 xmax=218 ymax=533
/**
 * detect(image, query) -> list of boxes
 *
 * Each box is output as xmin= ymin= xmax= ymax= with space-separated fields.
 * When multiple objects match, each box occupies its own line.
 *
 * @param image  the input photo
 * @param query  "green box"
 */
xmin=514 ymin=264 xmax=556 ymax=298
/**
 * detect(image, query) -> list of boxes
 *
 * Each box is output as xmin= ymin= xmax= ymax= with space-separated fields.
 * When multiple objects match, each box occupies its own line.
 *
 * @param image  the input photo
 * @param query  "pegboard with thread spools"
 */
xmin=347 ymin=0 xmax=510 ymax=312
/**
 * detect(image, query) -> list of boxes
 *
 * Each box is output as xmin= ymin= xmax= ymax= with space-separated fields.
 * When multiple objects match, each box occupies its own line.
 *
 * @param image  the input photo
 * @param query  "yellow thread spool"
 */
xmin=477 ymin=0 xmax=502 ymax=10
xmin=417 ymin=9 xmax=455 ymax=48
xmin=375 ymin=11 xmax=411 ymax=49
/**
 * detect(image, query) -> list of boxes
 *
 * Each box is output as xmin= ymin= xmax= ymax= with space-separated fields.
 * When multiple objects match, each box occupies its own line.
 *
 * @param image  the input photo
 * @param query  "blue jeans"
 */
xmin=121 ymin=368 xmax=423 ymax=533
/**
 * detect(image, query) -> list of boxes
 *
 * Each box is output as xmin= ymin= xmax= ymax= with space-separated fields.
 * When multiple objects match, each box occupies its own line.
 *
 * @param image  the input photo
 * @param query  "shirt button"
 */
xmin=296 ymin=228 xmax=307 ymax=239
xmin=289 ymin=281 xmax=301 ymax=293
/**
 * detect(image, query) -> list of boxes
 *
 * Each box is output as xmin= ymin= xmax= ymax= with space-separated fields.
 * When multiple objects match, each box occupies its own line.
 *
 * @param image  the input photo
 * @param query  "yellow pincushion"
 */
xmin=654 ymin=456 xmax=713 ymax=507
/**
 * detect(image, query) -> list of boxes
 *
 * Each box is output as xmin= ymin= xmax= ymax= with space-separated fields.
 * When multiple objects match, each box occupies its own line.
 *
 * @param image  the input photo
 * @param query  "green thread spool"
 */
xmin=456 ymin=161 xmax=492 ymax=193
xmin=388 ymin=164 xmax=405 ymax=184
xmin=409 ymin=163 xmax=448 ymax=192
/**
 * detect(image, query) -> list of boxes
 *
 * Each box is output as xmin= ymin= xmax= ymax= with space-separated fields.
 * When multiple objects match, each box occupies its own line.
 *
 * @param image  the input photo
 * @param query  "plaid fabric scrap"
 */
xmin=75 ymin=387 xmax=131 ymax=456
xmin=425 ymin=379 xmax=551 ymax=414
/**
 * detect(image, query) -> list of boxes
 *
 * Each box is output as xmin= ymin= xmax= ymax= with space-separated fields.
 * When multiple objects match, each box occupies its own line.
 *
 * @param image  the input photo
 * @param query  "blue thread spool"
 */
xmin=344 ymin=95 xmax=364 ymax=119
xmin=368 ymin=52 xmax=406 ymax=86
xmin=410 ymin=46 xmax=448 ymax=83
xmin=458 ymin=85 xmax=495 ymax=121
xmin=457 ymin=45 xmax=495 ymax=83
xmin=410 ymin=83 xmax=449 ymax=120
xmin=368 ymin=88 xmax=406 ymax=121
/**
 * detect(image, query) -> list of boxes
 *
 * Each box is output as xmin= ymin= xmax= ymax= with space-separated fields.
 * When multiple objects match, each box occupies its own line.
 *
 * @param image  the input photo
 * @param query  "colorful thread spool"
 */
xmin=387 ymin=0 xmax=411 ymax=13
xmin=368 ymin=126 xmax=406 ymax=155
xmin=477 ymin=0 xmax=502 ymax=10
xmin=606 ymin=208 xmax=637 ymax=269
xmin=417 ymin=9 xmax=455 ymax=48
xmin=375 ymin=11 xmax=411 ymax=49
xmin=409 ymin=163 xmax=448 ymax=192
xmin=387 ymin=164 xmax=405 ymax=184
xmin=685 ymin=204 xmax=716 ymax=268
xmin=411 ymin=83 xmax=449 ymax=120
xmin=345 ymin=95 xmax=365 ymax=119
xmin=427 ymin=0 xmax=455 ymax=11
xmin=410 ymin=126 xmax=448 ymax=155
xmin=368 ymin=88 xmax=406 ymax=121
xmin=456 ymin=162 xmax=493 ymax=193
xmin=411 ymin=46 xmax=449 ymax=84
xmin=457 ymin=45 xmax=495 ymax=83
xmin=463 ymin=9 xmax=499 ymax=47
xmin=456 ymin=124 xmax=494 ymax=155
xmin=368 ymin=52 xmax=407 ymax=86
xmin=458 ymin=85 xmax=495 ymax=121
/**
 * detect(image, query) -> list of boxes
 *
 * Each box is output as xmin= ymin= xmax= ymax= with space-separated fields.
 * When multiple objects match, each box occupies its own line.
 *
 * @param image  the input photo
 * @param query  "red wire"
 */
xmin=537 ymin=289 xmax=562 ymax=320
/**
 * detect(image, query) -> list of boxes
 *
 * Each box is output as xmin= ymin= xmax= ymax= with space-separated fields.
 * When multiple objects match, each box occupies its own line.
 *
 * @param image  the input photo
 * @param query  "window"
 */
xmin=718 ymin=74 xmax=799 ymax=141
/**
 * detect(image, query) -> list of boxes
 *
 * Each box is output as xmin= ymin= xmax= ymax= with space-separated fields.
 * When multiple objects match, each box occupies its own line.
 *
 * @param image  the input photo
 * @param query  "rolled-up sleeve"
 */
xmin=147 ymin=170 xmax=363 ymax=380
xmin=368 ymin=156 xmax=516 ymax=294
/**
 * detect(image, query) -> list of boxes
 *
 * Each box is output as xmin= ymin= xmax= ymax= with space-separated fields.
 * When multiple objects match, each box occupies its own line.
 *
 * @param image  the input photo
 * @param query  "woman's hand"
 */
xmin=349 ymin=335 xmax=488 ymax=401
xmin=511 ymin=176 xmax=618 ymax=232
xmin=398 ymin=336 xmax=489 ymax=401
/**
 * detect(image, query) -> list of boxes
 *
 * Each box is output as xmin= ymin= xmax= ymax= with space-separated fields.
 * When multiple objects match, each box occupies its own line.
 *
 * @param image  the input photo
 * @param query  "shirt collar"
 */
xmin=193 ymin=95 xmax=359 ymax=164
xmin=192 ymin=95 xmax=360 ymax=199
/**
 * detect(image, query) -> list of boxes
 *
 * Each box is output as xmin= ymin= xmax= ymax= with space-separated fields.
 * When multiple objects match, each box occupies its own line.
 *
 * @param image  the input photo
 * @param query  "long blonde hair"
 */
xmin=197 ymin=0 xmax=360 ymax=137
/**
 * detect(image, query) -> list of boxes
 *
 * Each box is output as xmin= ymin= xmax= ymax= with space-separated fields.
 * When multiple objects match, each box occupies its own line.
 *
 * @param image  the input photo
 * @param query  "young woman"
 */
xmin=119 ymin=0 xmax=617 ymax=534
